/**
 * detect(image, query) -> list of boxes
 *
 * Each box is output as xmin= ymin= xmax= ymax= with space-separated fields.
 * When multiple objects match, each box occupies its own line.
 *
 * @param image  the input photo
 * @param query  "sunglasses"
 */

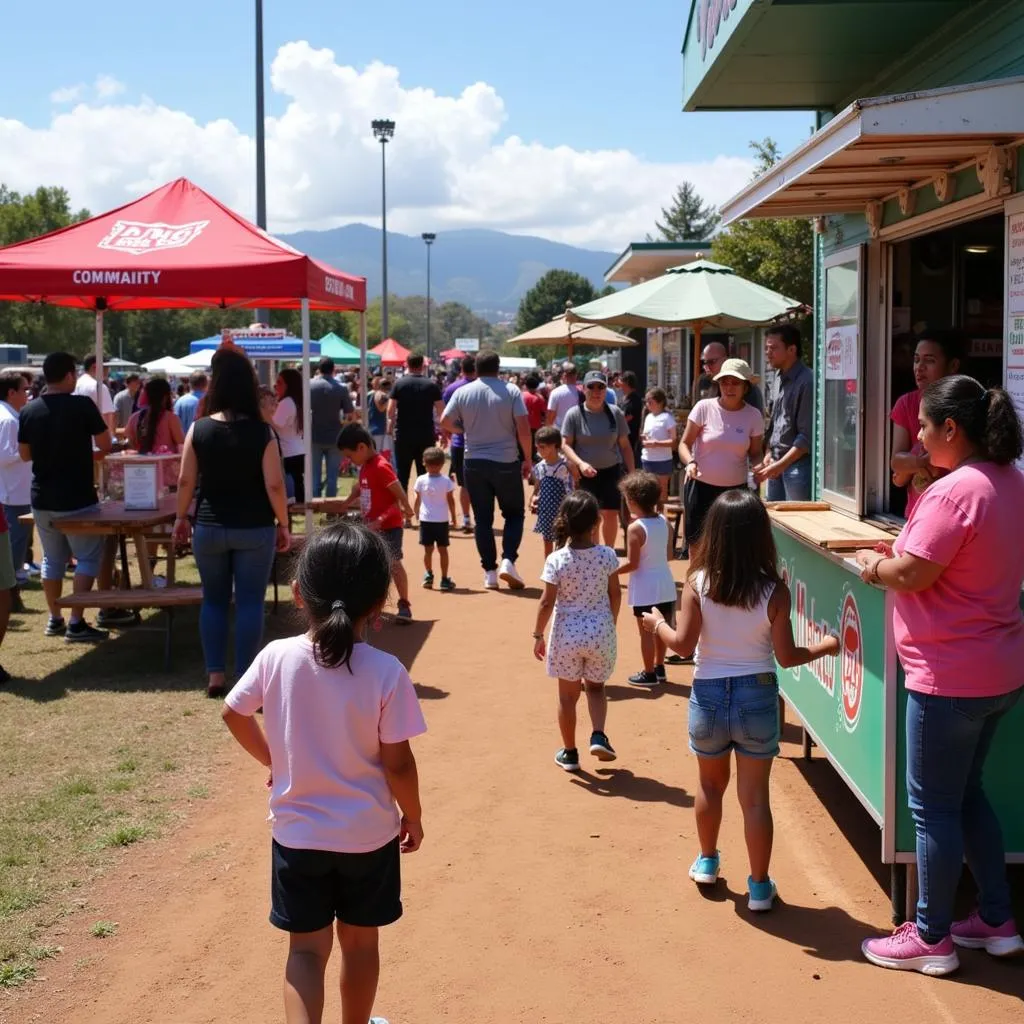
xmin=586 ymin=383 xmax=607 ymax=391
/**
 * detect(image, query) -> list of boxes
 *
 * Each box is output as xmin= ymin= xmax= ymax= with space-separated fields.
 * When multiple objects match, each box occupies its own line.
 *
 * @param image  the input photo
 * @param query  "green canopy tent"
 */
xmin=320 ymin=332 xmax=382 ymax=367
xmin=565 ymin=256 xmax=803 ymax=392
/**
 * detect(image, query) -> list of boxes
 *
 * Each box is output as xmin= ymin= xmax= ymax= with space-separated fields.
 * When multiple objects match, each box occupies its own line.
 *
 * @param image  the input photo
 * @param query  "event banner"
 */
xmin=773 ymin=528 xmax=887 ymax=821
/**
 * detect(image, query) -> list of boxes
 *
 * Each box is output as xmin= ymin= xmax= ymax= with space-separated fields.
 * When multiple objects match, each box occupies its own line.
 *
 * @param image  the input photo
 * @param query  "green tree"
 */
xmin=515 ymin=269 xmax=597 ymax=335
xmin=651 ymin=181 xmax=720 ymax=242
xmin=710 ymin=138 xmax=813 ymax=319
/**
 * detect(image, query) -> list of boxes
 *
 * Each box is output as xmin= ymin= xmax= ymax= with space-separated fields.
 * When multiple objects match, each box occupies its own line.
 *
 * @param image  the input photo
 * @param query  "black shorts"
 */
xmin=632 ymin=599 xmax=677 ymax=619
xmin=419 ymin=521 xmax=450 ymax=547
xmin=579 ymin=464 xmax=623 ymax=511
xmin=270 ymin=837 xmax=402 ymax=932
xmin=381 ymin=526 xmax=404 ymax=561
xmin=449 ymin=445 xmax=465 ymax=486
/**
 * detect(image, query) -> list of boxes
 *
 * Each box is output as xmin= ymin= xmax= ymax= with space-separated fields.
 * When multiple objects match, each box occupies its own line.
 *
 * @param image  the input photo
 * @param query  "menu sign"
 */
xmin=824 ymin=324 xmax=858 ymax=380
xmin=1009 ymin=212 xmax=1024 ymax=316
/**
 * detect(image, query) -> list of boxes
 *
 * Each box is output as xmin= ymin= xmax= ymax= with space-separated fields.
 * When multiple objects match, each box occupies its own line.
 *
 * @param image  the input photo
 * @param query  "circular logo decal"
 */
xmin=840 ymin=592 xmax=863 ymax=731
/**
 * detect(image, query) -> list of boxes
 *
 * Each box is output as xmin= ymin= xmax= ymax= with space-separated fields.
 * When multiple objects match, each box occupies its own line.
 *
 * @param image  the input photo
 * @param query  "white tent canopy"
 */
xmin=142 ymin=355 xmax=194 ymax=376
xmin=499 ymin=356 xmax=540 ymax=373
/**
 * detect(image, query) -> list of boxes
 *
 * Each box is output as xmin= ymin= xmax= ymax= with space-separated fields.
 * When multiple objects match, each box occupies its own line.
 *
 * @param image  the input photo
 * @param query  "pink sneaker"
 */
xmin=951 ymin=910 xmax=1024 ymax=957
xmin=861 ymin=922 xmax=959 ymax=976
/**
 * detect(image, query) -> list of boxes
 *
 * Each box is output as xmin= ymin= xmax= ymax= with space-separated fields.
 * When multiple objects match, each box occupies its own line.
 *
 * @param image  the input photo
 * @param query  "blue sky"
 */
xmin=0 ymin=0 xmax=812 ymax=248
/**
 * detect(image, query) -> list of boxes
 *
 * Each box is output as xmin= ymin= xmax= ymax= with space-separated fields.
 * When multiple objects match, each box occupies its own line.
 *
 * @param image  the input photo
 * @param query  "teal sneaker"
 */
xmin=688 ymin=852 xmax=720 ymax=885
xmin=748 ymin=876 xmax=777 ymax=912
xmin=422 ymin=571 xmax=434 ymax=589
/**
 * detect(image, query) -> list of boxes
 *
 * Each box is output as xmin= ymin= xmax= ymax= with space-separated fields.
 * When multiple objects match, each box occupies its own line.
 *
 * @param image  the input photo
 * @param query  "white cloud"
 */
xmin=5 ymin=42 xmax=754 ymax=251
xmin=94 ymin=74 xmax=126 ymax=100
xmin=49 ymin=84 xmax=84 ymax=104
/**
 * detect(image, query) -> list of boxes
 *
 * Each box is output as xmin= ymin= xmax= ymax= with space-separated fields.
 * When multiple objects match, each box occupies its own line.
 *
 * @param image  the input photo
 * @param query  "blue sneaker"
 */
xmin=688 ymin=852 xmax=720 ymax=885
xmin=748 ymin=876 xmax=777 ymax=912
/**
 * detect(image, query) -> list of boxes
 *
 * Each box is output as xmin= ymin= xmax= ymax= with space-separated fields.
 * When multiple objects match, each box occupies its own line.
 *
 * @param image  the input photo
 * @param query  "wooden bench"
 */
xmin=664 ymin=499 xmax=685 ymax=558
xmin=58 ymin=587 xmax=203 ymax=670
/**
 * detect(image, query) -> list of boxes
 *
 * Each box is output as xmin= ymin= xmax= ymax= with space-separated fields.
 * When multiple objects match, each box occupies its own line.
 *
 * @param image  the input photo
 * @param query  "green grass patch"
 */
xmin=186 ymin=784 xmax=210 ymax=800
xmin=0 ymin=961 xmax=36 ymax=988
xmin=89 ymin=920 xmax=117 ymax=939
xmin=98 ymin=825 xmax=147 ymax=849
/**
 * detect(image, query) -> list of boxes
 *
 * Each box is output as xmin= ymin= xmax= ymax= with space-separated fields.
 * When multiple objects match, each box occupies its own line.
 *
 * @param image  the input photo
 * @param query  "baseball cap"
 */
xmin=713 ymin=358 xmax=755 ymax=383
xmin=583 ymin=370 xmax=607 ymax=387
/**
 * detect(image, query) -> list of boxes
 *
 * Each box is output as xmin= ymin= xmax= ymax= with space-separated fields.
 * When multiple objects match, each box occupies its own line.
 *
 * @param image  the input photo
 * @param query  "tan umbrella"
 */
xmin=507 ymin=313 xmax=638 ymax=358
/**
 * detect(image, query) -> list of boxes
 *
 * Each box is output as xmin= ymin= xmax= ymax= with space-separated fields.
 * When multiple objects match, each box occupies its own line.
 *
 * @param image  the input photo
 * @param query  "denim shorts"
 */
xmin=32 ymin=505 xmax=107 ymax=581
xmin=688 ymin=673 xmax=780 ymax=759
xmin=641 ymin=459 xmax=673 ymax=476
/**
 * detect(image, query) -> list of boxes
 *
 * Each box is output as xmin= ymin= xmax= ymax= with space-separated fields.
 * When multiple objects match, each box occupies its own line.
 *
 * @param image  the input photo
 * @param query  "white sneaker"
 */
xmin=483 ymin=569 xmax=499 ymax=589
xmin=499 ymin=558 xmax=524 ymax=589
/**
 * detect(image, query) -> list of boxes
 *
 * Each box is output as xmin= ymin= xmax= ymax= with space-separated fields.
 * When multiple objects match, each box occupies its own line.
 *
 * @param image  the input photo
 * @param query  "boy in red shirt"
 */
xmin=337 ymin=424 xmax=416 ymax=621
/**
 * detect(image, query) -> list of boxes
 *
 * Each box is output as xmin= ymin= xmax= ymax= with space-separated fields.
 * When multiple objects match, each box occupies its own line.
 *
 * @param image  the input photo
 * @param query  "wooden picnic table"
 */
xmin=57 ymin=494 xmax=180 ymax=589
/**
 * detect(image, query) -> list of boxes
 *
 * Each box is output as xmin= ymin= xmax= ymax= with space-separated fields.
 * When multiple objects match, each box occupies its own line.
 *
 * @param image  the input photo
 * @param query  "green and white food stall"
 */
xmin=682 ymin=0 xmax=1024 ymax=921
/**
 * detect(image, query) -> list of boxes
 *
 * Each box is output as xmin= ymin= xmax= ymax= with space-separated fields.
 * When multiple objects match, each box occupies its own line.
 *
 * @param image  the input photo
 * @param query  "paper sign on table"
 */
xmin=123 ymin=463 xmax=159 ymax=510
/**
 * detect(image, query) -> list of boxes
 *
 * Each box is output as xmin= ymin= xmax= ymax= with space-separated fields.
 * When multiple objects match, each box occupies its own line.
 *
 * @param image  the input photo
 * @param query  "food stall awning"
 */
xmin=719 ymin=78 xmax=1024 ymax=225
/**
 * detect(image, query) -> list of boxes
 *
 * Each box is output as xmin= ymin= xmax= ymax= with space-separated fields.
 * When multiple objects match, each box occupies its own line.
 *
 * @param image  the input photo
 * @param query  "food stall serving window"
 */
xmin=822 ymin=247 xmax=863 ymax=513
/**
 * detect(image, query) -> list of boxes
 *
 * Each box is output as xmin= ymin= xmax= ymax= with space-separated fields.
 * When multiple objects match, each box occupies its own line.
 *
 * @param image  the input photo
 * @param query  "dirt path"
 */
xmin=5 ymin=528 xmax=1022 ymax=1023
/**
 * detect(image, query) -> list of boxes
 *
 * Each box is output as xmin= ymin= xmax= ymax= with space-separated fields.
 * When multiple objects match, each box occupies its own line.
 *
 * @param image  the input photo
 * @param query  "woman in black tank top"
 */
xmin=174 ymin=348 xmax=291 ymax=697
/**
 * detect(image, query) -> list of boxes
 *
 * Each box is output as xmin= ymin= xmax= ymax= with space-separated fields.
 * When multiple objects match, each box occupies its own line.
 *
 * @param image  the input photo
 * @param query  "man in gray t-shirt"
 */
xmin=441 ymin=350 xmax=532 ymax=589
xmin=309 ymin=358 xmax=354 ymax=497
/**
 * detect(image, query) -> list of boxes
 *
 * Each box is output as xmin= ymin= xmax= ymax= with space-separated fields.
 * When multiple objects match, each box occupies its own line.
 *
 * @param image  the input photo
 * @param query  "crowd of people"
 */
xmin=4 ymin=323 xmax=1022 ymax=1022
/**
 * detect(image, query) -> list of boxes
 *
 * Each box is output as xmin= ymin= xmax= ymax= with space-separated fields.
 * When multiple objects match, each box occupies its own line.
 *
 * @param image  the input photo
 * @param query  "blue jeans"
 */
xmin=312 ymin=444 xmax=342 ymax=498
xmin=906 ymin=687 xmax=1022 ymax=943
xmin=765 ymin=456 xmax=811 ymax=501
xmin=192 ymin=524 xmax=276 ymax=676
xmin=464 ymin=459 xmax=525 ymax=571
xmin=5 ymin=503 xmax=31 ymax=573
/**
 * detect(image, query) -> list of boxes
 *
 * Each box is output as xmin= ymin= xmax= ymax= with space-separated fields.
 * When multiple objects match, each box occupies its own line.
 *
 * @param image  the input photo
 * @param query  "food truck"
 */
xmin=681 ymin=0 xmax=1024 ymax=919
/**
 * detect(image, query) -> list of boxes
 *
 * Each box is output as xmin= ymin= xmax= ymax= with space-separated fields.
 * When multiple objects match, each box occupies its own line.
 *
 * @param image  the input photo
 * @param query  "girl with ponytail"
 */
xmin=857 ymin=375 xmax=1024 ymax=975
xmin=533 ymin=491 xmax=622 ymax=771
xmin=222 ymin=521 xmax=427 ymax=1023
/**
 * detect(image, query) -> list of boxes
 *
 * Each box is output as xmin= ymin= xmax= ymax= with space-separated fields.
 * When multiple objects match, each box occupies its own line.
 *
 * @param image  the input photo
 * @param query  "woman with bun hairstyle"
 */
xmin=858 ymin=375 xmax=1024 ymax=975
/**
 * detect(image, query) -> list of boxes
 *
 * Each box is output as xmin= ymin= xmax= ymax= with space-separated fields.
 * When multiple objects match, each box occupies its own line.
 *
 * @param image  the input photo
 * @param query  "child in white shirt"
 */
xmin=413 ymin=446 xmax=457 ymax=591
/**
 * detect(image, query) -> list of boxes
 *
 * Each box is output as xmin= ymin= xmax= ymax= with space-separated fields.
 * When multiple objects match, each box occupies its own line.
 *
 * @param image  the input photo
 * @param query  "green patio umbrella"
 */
xmin=566 ymin=256 xmax=803 ymax=390
xmin=319 ymin=332 xmax=381 ymax=366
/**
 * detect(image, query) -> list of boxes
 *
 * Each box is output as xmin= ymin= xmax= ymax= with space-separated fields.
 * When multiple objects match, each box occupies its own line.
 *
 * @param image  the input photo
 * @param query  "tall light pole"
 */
xmin=421 ymin=232 xmax=436 ymax=359
xmin=254 ymin=0 xmax=268 ymax=328
xmin=372 ymin=118 xmax=395 ymax=342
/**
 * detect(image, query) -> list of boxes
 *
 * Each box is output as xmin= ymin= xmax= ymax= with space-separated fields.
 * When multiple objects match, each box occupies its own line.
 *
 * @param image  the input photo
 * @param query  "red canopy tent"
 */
xmin=0 ymin=178 xmax=369 ymax=527
xmin=438 ymin=347 xmax=464 ymax=361
xmin=371 ymin=337 xmax=412 ymax=368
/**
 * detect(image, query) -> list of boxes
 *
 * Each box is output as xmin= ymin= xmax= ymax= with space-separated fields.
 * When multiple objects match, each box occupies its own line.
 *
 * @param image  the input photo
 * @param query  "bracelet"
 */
xmin=870 ymin=557 xmax=887 ymax=584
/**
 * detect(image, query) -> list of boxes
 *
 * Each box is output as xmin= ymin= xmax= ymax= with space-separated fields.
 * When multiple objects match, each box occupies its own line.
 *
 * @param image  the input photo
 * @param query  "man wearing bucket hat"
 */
xmin=677 ymin=358 xmax=765 ymax=554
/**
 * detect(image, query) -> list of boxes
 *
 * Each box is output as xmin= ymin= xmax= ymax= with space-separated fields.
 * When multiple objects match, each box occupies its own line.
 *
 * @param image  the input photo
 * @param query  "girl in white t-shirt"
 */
xmin=224 ymin=522 xmax=425 ymax=1024
xmin=642 ymin=490 xmax=837 ymax=913
xmin=273 ymin=368 xmax=306 ymax=503
xmin=533 ymin=490 xmax=622 ymax=772
xmin=640 ymin=387 xmax=677 ymax=507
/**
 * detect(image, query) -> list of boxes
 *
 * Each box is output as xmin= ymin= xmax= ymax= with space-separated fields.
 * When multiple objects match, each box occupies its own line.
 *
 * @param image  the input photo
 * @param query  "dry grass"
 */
xmin=0 ymin=532 xmax=317 ymax=987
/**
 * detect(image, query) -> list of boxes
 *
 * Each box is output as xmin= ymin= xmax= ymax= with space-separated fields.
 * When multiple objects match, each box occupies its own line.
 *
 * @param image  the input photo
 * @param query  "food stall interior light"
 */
xmin=964 ymin=244 xmax=994 ymax=254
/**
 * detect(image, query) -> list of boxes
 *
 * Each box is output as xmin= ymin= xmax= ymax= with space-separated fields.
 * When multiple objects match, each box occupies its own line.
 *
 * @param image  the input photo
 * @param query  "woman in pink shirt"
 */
xmin=678 ymin=358 xmax=764 ymax=554
xmin=126 ymin=377 xmax=185 ymax=488
xmin=857 ymin=375 xmax=1024 ymax=976
xmin=889 ymin=328 xmax=965 ymax=518
xmin=223 ymin=523 xmax=426 ymax=1024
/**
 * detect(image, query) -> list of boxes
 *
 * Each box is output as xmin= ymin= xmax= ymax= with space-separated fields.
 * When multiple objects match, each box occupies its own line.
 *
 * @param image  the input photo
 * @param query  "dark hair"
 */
xmin=460 ymin=354 xmax=477 ymax=376
xmin=525 ymin=373 xmax=541 ymax=390
xmin=205 ymin=347 xmax=261 ymax=420
xmin=645 ymin=387 xmax=667 ymax=407
xmin=766 ymin=324 xmax=802 ymax=359
xmin=0 ymin=372 xmax=25 ymax=402
xmin=337 ymin=422 xmax=374 ymax=452
xmin=43 ymin=352 xmax=76 ymax=384
xmin=921 ymin=374 xmax=1023 ymax=466
xmin=407 ymin=354 xmax=425 ymax=372
xmin=318 ymin=357 xmax=335 ymax=376
xmin=423 ymin=445 xmax=446 ymax=466
xmin=689 ymin=489 xmax=781 ymax=609
xmin=278 ymin=367 xmax=304 ymax=436
xmin=916 ymin=327 xmax=968 ymax=367
xmin=125 ymin=373 xmax=140 ymax=385
xmin=476 ymin=350 xmax=500 ymax=375
xmin=189 ymin=371 xmax=208 ymax=391
xmin=138 ymin=377 xmax=172 ymax=453
xmin=296 ymin=522 xmax=392 ymax=670
xmin=619 ymin=470 xmax=661 ymax=515
xmin=83 ymin=354 xmax=98 ymax=373
xmin=535 ymin=425 xmax=562 ymax=448
xmin=621 ymin=370 xmax=638 ymax=389
xmin=553 ymin=490 xmax=600 ymax=548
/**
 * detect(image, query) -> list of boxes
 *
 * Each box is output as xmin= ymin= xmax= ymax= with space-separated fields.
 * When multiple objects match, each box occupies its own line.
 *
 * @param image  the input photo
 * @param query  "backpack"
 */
xmin=576 ymin=388 xmax=617 ymax=428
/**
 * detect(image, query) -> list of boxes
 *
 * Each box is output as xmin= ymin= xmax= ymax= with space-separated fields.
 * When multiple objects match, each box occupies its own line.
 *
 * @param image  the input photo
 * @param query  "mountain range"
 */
xmin=279 ymin=225 xmax=617 ymax=319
